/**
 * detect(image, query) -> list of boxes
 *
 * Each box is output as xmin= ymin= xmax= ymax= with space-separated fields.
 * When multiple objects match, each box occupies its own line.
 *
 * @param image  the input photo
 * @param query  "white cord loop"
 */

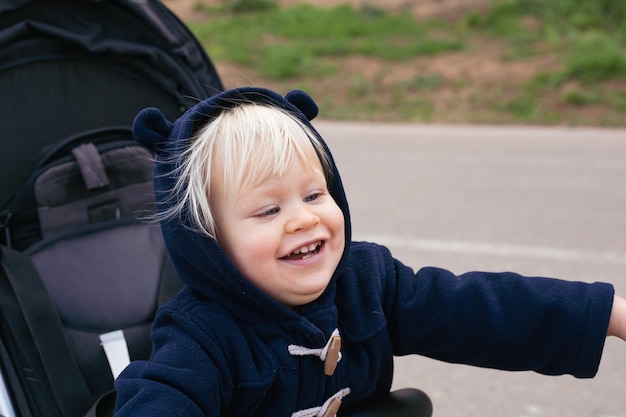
xmin=288 ymin=329 xmax=342 ymax=362
xmin=290 ymin=388 xmax=351 ymax=417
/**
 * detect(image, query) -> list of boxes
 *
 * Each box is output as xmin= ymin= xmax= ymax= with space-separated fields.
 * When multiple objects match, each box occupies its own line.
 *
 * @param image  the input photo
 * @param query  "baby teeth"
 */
xmin=293 ymin=242 xmax=320 ymax=255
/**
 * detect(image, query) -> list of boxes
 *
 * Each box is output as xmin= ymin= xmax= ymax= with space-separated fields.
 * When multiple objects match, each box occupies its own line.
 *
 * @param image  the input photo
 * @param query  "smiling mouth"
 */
xmin=281 ymin=241 xmax=323 ymax=261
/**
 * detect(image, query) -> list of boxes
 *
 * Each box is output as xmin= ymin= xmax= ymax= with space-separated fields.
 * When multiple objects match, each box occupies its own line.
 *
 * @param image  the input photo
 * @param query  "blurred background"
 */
xmin=164 ymin=0 xmax=625 ymax=127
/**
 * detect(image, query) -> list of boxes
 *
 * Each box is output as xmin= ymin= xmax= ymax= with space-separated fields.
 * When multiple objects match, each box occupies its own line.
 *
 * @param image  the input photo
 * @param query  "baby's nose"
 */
xmin=286 ymin=207 xmax=320 ymax=233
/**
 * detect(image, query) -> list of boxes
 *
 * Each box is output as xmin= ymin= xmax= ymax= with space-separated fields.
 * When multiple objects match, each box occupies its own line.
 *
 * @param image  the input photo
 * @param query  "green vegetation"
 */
xmin=464 ymin=0 xmax=626 ymax=125
xmin=467 ymin=0 xmax=626 ymax=83
xmin=188 ymin=0 xmax=626 ymax=126
xmin=192 ymin=2 xmax=462 ymax=78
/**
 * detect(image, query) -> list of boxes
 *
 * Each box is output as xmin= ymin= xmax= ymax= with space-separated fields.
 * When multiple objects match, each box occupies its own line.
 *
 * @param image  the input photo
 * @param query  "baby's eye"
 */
xmin=256 ymin=207 xmax=280 ymax=218
xmin=304 ymin=192 xmax=321 ymax=203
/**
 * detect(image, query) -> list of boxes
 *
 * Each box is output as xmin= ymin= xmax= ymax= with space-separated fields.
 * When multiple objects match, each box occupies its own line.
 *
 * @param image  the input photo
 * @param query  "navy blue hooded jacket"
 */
xmin=114 ymin=87 xmax=615 ymax=417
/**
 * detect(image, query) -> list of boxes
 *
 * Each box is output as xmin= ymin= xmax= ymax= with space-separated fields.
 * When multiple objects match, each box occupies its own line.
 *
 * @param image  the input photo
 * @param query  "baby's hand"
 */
xmin=608 ymin=295 xmax=626 ymax=341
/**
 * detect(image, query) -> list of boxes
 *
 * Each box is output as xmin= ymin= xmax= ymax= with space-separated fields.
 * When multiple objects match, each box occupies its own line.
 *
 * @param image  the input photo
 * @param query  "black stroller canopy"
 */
xmin=0 ymin=0 xmax=223 ymax=204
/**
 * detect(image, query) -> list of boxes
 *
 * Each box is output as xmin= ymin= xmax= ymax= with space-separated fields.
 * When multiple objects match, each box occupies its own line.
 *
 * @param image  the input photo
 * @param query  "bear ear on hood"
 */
xmin=132 ymin=107 xmax=174 ymax=154
xmin=285 ymin=90 xmax=318 ymax=121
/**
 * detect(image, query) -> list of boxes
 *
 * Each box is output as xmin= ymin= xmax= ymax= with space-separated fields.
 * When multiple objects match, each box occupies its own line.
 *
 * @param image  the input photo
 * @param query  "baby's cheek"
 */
xmin=331 ymin=205 xmax=346 ymax=233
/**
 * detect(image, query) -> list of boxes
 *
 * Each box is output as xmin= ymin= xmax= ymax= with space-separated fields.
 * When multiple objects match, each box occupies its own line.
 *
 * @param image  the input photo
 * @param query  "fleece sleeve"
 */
xmin=384 ymin=258 xmax=615 ymax=378
xmin=114 ymin=303 xmax=233 ymax=417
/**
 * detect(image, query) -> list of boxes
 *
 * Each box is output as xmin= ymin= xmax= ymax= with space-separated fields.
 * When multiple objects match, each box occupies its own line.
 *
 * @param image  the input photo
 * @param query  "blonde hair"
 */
xmin=160 ymin=103 xmax=331 ymax=238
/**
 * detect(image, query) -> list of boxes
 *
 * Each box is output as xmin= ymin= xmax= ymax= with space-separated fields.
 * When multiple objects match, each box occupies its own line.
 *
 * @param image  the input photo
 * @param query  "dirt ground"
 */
xmin=162 ymin=0 xmax=621 ymax=125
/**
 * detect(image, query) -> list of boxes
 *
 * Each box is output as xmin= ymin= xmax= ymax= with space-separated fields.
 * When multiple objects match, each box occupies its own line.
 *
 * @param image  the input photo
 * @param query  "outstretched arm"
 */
xmin=607 ymin=295 xmax=626 ymax=340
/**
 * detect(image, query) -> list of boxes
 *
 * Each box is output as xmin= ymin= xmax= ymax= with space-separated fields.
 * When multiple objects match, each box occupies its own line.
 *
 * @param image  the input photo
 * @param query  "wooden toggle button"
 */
xmin=320 ymin=397 xmax=342 ymax=417
xmin=324 ymin=335 xmax=341 ymax=376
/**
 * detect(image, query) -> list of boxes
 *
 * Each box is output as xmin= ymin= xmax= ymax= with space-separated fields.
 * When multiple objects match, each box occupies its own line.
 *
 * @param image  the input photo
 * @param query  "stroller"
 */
xmin=0 ymin=1 xmax=221 ymax=416
xmin=0 ymin=1 xmax=431 ymax=416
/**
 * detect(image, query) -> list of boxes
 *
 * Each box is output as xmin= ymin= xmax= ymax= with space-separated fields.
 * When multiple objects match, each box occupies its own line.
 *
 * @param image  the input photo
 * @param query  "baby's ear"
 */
xmin=132 ymin=107 xmax=174 ymax=154
xmin=285 ymin=90 xmax=319 ymax=121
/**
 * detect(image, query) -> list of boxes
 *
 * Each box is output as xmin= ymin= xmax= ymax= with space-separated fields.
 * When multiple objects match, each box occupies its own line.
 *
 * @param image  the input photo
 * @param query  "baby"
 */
xmin=114 ymin=87 xmax=626 ymax=417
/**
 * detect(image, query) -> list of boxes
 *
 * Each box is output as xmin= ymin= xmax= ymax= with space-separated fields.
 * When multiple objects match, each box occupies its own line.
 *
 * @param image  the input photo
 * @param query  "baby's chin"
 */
xmin=283 ymin=282 xmax=332 ymax=308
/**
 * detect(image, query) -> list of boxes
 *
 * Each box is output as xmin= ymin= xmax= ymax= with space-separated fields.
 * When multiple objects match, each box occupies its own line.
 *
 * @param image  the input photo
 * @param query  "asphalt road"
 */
xmin=315 ymin=121 xmax=626 ymax=417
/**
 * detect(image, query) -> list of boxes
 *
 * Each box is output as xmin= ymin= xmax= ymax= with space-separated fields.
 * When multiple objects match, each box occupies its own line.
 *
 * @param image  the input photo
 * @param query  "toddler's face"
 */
xmin=211 ymin=155 xmax=345 ymax=307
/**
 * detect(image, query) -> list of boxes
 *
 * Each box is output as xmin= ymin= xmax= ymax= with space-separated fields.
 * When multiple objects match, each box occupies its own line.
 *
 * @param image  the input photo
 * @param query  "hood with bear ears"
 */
xmin=133 ymin=87 xmax=351 ymax=322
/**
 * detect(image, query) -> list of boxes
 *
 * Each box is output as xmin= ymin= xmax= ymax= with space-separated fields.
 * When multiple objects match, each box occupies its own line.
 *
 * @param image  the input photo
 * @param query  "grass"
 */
xmin=192 ymin=3 xmax=462 ymax=77
xmin=188 ymin=0 xmax=626 ymax=127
